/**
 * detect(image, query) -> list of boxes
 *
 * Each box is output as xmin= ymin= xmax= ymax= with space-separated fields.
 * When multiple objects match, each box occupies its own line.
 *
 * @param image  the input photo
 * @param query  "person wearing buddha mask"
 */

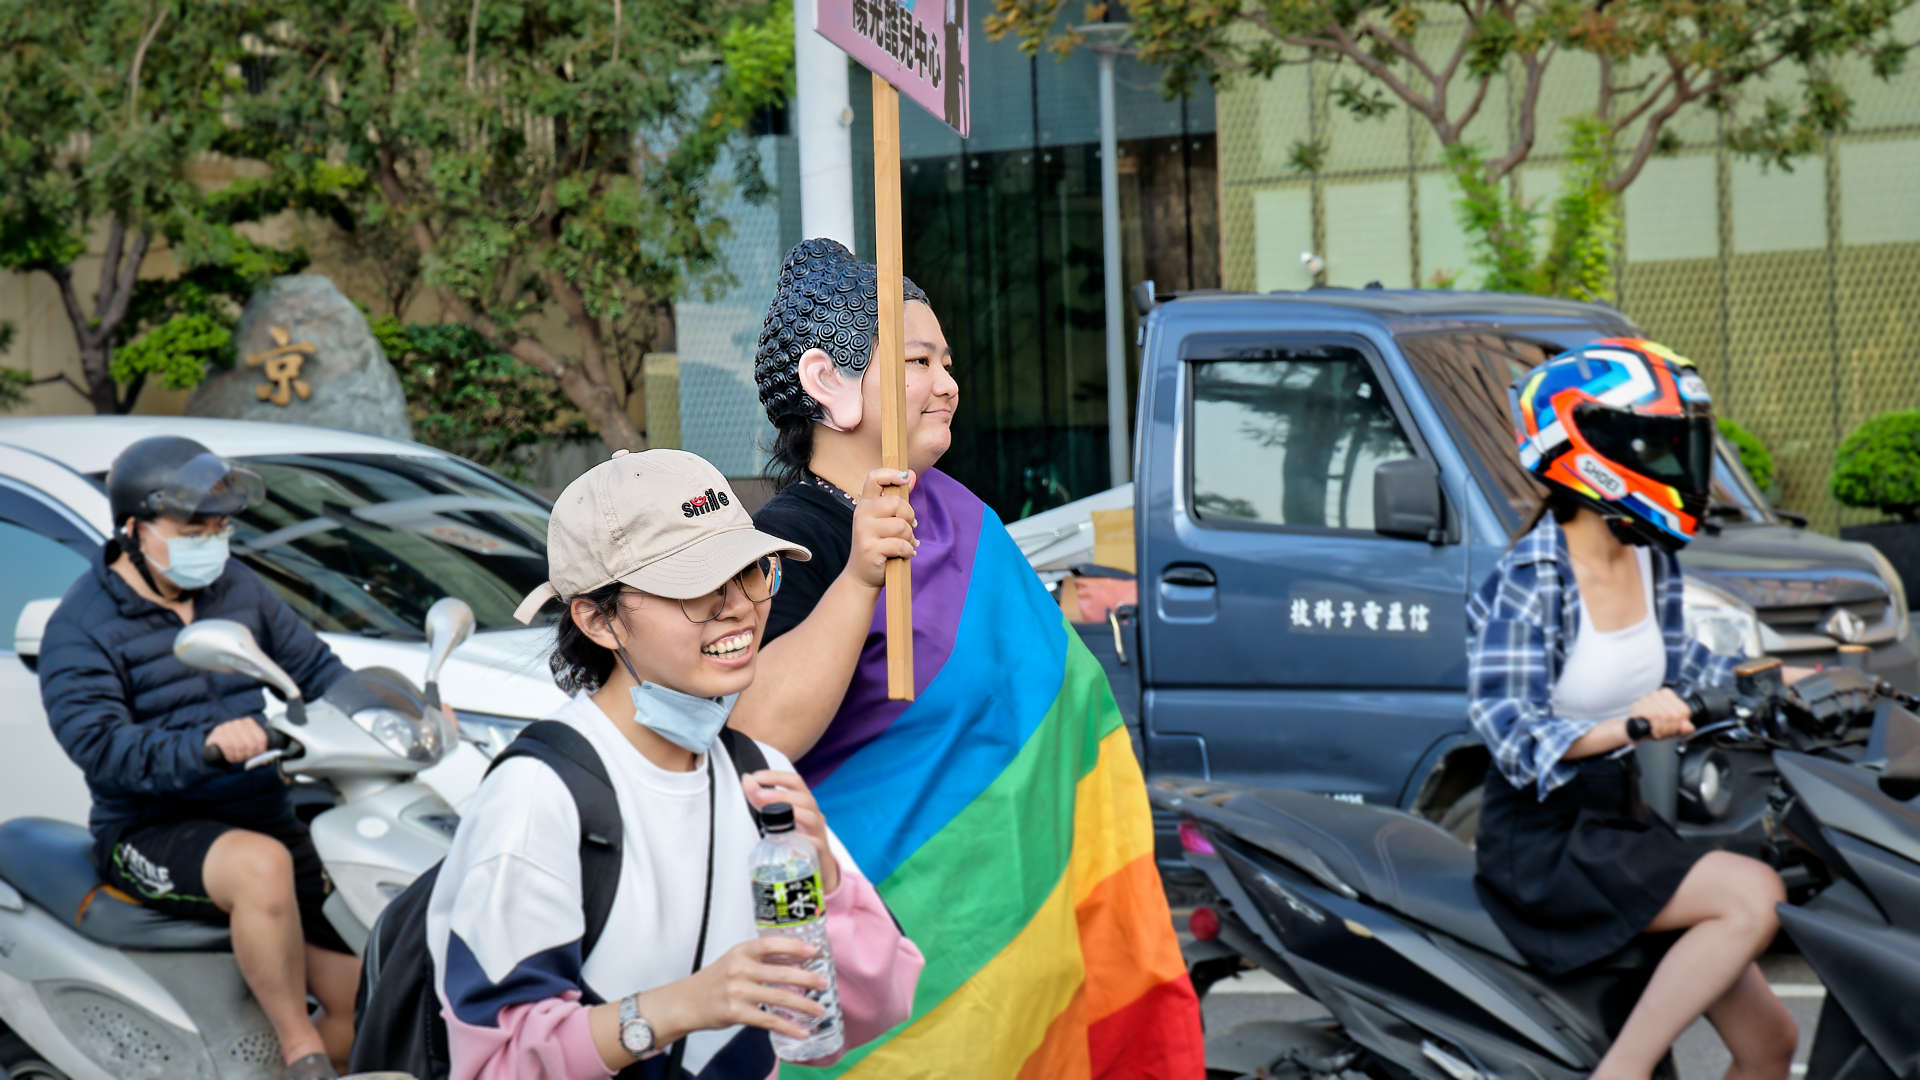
xmin=733 ymin=239 xmax=1203 ymax=1077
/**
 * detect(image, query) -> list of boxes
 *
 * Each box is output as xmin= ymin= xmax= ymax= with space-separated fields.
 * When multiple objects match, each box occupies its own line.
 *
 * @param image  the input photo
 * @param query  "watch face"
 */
xmin=621 ymin=1017 xmax=653 ymax=1055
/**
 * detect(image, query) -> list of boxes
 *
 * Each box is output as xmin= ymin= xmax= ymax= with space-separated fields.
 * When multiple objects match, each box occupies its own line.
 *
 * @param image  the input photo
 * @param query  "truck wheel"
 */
xmin=0 ymin=1033 xmax=68 ymax=1080
xmin=1438 ymin=787 xmax=1482 ymax=848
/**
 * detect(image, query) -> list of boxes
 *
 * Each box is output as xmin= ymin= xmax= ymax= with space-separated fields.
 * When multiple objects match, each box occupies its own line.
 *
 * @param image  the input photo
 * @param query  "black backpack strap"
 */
xmin=488 ymin=721 xmax=624 ymax=964
xmin=718 ymin=726 xmax=768 ymax=831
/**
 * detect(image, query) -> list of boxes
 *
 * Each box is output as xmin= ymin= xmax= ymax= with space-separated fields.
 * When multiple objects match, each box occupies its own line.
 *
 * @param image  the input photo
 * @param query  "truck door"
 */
xmin=1139 ymin=331 xmax=1472 ymax=805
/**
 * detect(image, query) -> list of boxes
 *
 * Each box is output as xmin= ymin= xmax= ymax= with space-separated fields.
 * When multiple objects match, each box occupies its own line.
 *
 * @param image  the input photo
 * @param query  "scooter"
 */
xmin=0 ymin=598 xmax=476 ymax=1080
xmin=1763 ymin=668 xmax=1920 ymax=1079
xmin=1159 ymin=658 xmax=1915 ymax=1079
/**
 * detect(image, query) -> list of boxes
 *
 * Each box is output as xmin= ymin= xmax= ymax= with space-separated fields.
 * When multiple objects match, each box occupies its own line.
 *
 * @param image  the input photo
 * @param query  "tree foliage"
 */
xmin=244 ymin=0 xmax=795 ymax=451
xmin=1443 ymin=114 xmax=1623 ymax=299
xmin=991 ymin=0 xmax=1912 ymax=297
xmin=372 ymin=316 xmax=589 ymax=479
xmin=0 ymin=1 xmax=318 ymax=414
xmin=1717 ymin=416 xmax=1776 ymax=497
xmin=1832 ymin=410 xmax=1920 ymax=521
xmin=995 ymin=0 xmax=1911 ymax=191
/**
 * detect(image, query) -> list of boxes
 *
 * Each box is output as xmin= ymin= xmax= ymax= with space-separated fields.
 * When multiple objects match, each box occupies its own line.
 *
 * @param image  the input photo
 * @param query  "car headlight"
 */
xmin=1684 ymin=578 xmax=1762 ymax=659
xmin=453 ymin=710 xmax=529 ymax=759
xmin=1863 ymin=545 xmax=1912 ymax=642
xmin=354 ymin=706 xmax=455 ymax=765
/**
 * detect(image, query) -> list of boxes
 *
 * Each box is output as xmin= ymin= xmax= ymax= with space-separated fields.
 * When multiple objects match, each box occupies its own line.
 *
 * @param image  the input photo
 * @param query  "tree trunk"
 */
xmin=572 ymin=376 xmax=645 ymax=453
xmin=78 ymin=341 xmax=120 ymax=415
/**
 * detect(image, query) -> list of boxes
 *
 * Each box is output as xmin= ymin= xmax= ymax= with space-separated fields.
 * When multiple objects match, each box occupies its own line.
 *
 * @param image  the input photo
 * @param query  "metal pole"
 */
xmin=1097 ymin=48 xmax=1128 ymax=489
xmin=794 ymin=2 xmax=857 ymax=246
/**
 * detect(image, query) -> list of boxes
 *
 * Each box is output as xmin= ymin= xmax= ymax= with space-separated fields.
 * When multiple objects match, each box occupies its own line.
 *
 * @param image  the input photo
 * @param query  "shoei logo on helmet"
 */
xmin=1575 ymin=455 xmax=1629 ymax=499
xmin=1677 ymin=370 xmax=1710 ymax=401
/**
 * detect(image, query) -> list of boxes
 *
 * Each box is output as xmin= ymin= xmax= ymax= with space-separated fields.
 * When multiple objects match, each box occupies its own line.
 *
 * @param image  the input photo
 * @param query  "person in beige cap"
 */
xmin=424 ymin=449 xmax=922 ymax=1080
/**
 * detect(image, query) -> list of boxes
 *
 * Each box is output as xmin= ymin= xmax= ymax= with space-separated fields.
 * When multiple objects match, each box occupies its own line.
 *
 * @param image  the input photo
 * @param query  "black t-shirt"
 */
xmin=752 ymin=479 xmax=856 ymax=643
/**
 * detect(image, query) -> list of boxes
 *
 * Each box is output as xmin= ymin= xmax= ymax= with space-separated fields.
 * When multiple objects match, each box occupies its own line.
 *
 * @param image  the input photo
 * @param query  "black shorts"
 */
xmin=101 ymin=813 xmax=351 ymax=955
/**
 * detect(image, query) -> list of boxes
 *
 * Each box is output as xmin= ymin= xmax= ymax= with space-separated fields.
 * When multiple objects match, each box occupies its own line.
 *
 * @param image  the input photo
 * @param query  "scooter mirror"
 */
xmin=421 ymin=597 xmax=476 ymax=708
xmin=175 ymin=619 xmax=303 ymax=705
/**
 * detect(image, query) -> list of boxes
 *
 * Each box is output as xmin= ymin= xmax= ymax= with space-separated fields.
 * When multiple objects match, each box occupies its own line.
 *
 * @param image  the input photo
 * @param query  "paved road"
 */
xmin=1197 ymin=954 xmax=1824 ymax=1077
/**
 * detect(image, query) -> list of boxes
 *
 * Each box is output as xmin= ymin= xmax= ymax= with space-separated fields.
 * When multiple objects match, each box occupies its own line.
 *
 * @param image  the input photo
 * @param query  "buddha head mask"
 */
xmin=755 ymin=237 xmax=930 ymax=431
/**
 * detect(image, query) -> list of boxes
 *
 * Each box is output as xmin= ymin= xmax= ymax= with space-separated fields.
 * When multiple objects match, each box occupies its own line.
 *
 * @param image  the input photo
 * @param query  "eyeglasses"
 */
xmin=675 ymin=555 xmax=783 ymax=624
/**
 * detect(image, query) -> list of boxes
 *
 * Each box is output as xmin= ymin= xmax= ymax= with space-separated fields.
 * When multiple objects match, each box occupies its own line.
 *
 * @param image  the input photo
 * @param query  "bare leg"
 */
xmin=1591 ymin=852 xmax=1787 ymax=1080
xmin=1706 ymin=965 xmax=1798 ymax=1080
xmin=305 ymin=944 xmax=361 ymax=1068
xmin=203 ymin=831 xmax=327 ymax=1066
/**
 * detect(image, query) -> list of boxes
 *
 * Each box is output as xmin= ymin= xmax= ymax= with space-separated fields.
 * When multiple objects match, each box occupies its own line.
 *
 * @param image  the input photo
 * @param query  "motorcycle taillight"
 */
xmin=1188 ymin=905 xmax=1221 ymax=941
xmin=1178 ymin=820 xmax=1216 ymax=856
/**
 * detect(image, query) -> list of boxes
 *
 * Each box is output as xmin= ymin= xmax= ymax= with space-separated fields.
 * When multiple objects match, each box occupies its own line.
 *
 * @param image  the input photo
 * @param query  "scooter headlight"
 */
xmin=1679 ymin=748 xmax=1735 ymax=822
xmin=354 ymin=706 xmax=454 ymax=765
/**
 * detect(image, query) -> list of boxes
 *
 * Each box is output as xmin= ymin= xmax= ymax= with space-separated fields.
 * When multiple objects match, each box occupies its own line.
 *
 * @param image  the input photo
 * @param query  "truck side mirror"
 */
xmin=1373 ymin=459 xmax=1445 ymax=544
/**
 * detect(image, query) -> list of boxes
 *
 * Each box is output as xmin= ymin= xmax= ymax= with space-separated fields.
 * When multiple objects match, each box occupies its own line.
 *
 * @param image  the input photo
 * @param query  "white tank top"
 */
xmin=1551 ymin=547 xmax=1665 ymax=723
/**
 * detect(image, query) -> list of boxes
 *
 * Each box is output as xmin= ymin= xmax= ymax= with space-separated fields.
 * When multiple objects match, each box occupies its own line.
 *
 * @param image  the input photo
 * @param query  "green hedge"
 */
xmin=1832 ymin=410 xmax=1920 ymax=522
xmin=1717 ymin=418 xmax=1776 ymax=498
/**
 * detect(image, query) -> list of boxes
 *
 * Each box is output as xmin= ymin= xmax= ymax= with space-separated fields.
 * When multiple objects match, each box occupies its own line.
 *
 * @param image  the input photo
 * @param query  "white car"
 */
xmin=0 ymin=416 xmax=567 ymax=826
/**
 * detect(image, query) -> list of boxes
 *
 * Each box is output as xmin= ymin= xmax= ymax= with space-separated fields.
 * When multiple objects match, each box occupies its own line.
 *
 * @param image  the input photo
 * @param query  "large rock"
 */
xmin=188 ymin=275 xmax=413 ymax=441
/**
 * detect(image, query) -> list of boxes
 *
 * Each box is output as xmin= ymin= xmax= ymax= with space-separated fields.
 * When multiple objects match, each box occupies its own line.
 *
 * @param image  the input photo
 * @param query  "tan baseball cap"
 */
xmin=513 ymin=448 xmax=811 ymax=624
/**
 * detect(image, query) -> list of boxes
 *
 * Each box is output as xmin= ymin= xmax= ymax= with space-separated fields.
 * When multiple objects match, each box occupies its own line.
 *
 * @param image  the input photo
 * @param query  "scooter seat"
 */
xmin=1226 ymin=789 xmax=1528 ymax=966
xmin=0 ymin=818 xmax=231 ymax=952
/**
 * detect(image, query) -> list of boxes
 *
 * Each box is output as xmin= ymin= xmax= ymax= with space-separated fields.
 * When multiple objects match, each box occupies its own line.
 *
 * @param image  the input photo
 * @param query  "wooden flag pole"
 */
xmin=872 ymin=72 xmax=915 ymax=703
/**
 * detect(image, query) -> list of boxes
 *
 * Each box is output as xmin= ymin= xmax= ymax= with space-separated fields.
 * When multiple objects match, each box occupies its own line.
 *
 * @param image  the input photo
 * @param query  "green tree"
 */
xmin=1445 ymin=113 xmax=1622 ymax=300
xmin=1832 ymin=410 xmax=1920 ymax=521
xmin=245 ymin=0 xmax=794 ymax=451
xmin=372 ymin=316 xmax=589 ymax=478
xmin=991 ymin=0 xmax=1912 ymax=295
xmin=0 ymin=1 xmax=321 ymax=413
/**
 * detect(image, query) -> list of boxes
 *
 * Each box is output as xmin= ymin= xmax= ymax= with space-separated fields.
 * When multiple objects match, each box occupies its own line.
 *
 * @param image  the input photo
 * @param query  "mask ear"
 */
xmin=798 ymin=347 xmax=864 ymax=432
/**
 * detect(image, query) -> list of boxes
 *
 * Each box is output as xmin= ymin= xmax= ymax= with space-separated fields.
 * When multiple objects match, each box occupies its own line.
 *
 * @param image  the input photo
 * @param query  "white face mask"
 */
xmin=153 ymin=528 xmax=231 ymax=590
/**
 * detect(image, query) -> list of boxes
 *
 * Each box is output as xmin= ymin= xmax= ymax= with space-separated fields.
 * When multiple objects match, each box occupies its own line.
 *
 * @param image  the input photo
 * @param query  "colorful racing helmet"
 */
xmin=1511 ymin=338 xmax=1716 ymax=551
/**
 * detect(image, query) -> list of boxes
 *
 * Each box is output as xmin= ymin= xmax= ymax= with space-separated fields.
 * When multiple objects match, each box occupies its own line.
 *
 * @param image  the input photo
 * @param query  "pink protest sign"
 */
xmin=816 ymin=0 xmax=969 ymax=138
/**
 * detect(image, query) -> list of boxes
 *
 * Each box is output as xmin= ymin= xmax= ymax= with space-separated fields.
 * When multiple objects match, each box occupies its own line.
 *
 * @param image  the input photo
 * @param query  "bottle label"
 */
xmin=754 ymin=873 xmax=825 ymax=928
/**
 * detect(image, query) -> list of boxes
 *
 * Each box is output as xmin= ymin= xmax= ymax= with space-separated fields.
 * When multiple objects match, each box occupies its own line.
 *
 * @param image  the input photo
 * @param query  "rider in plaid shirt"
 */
xmin=1466 ymin=513 xmax=1739 ymax=801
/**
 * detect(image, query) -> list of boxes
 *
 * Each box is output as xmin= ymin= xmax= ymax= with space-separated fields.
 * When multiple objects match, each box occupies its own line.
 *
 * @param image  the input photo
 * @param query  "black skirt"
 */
xmin=1474 ymin=755 xmax=1701 ymax=975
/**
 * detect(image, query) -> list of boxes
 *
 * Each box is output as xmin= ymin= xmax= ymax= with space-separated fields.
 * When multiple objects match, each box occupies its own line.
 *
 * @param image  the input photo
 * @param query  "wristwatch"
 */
xmin=618 ymin=994 xmax=657 ymax=1058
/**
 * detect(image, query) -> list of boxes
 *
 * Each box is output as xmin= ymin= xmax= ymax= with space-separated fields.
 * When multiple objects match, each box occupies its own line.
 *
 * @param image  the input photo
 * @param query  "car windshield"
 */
xmin=1395 ymin=328 xmax=1770 ymax=528
xmin=132 ymin=453 xmax=551 ymax=636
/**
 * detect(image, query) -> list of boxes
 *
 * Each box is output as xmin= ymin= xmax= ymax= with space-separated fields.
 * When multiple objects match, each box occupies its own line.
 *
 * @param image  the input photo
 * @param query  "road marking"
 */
xmin=1203 ymin=972 xmax=1825 ymax=1001
xmin=1772 ymin=984 xmax=1826 ymax=999
xmin=1206 ymin=970 xmax=1295 ymax=996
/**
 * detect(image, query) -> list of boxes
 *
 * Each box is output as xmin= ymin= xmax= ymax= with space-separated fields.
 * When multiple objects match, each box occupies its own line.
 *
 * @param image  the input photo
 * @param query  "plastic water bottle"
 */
xmin=750 ymin=802 xmax=844 ymax=1061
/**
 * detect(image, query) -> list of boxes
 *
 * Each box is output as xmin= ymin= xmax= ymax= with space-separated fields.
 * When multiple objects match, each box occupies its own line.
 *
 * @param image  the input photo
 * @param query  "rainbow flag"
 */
xmin=789 ymin=469 xmax=1203 ymax=1079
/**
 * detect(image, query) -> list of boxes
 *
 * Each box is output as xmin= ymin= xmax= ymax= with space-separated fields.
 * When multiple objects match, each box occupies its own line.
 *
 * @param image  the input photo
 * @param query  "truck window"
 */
xmin=1397 ymin=329 xmax=1770 ymax=528
xmin=1189 ymin=345 xmax=1417 ymax=530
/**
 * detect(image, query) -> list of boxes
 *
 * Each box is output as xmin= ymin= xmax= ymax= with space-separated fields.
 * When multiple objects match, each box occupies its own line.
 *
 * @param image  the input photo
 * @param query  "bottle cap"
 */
xmin=761 ymin=802 xmax=795 ymax=832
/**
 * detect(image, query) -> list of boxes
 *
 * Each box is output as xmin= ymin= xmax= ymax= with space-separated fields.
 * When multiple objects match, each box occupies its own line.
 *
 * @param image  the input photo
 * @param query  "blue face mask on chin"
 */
xmin=605 ymin=620 xmax=738 ymax=753
xmin=156 ymin=530 xmax=231 ymax=590
xmin=628 ymin=679 xmax=739 ymax=753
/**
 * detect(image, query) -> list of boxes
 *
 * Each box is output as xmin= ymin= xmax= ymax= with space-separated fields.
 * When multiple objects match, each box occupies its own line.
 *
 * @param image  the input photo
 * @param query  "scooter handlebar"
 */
xmin=201 ymin=727 xmax=294 ymax=765
xmin=1618 ymin=690 xmax=1736 ymax=750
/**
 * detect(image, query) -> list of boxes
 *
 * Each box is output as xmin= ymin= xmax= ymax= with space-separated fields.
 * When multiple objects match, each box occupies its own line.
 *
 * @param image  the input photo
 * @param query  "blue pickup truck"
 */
xmin=1122 ymin=285 xmax=1917 ymax=859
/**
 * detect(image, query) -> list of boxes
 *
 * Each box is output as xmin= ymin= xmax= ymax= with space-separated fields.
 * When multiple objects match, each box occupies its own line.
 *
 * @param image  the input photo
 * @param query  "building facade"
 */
xmin=1213 ymin=8 xmax=1920 ymax=530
